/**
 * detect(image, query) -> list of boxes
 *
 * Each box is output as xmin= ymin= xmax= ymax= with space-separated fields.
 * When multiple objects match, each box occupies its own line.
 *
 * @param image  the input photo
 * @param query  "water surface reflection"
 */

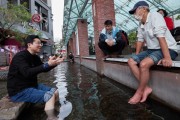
xmin=54 ymin=63 xmax=72 ymax=120
xmin=17 ymin=62 xmax=180 ymax=120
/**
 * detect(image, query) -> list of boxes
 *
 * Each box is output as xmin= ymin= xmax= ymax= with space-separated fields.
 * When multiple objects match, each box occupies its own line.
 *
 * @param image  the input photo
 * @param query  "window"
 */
xmin=20 ymin=0 xmax=30 ymax=12
xmin=41 ymin=7 xmax=49 ymax=32
xmin=7 ymin=0 xmax=17 ymax=4
xmin=35 ymin=2 xmax=40 ymax=14
xmin=41 ymin=0 xmax=47 ymax=4
xmin=34 ymin=2 xmax=49 ymax=32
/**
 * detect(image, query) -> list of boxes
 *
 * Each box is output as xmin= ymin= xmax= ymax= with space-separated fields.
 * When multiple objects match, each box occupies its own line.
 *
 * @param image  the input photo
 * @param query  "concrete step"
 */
xmin=0 ymin=95 xmax=26 ymax=120
xmin=0 ymin=66 xmax=9 ymax=80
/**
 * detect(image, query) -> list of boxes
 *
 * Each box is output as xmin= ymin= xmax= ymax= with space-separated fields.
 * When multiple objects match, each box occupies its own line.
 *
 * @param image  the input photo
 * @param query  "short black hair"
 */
xmin=104 ymin=20 xmax=113 ymax=25
xmin=24 ymin=35 xmax=40 ymax=48
xmin=157 ymin=9 xmax=168 ymax=17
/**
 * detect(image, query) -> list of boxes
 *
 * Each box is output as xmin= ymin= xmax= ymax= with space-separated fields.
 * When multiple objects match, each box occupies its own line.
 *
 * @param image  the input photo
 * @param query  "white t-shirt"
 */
xmin=137 ymin=12 xmax=177 ymax=51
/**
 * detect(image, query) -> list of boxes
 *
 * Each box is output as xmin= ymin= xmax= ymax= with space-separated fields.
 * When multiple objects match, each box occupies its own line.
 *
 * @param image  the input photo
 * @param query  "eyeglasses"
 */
xmin=33 ymin=42 xmax=43 ymax=46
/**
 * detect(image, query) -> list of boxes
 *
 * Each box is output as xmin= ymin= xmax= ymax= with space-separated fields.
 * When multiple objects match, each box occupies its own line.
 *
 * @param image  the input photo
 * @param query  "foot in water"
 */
xmin=45 ymin=109 xmax=58 ymax=120
xmin=128 ymin=92 xmax=142 ymax=104
xmin=46 ymin=117 xmax=58 ymax=120
xmin=140 ymin=87 xmax=152 ymax=103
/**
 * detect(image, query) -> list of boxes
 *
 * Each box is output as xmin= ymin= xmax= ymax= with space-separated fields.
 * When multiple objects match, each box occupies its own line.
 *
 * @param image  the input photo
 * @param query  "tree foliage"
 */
xmin=128 ymin=31 xmax=137 ymax=45
xmin=176 ymin=14 xmax=180 ymax=20
xmin=26 ymin=27 xmax=42 ymax=38
xmin=54 ymin=39 xmax=64 ymax=50
xmin=0 ymin=3 xmax=31 ymax=43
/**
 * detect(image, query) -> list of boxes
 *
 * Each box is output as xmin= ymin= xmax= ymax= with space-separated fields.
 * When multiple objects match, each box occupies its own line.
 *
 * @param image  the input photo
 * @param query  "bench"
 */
xmin=105 ymin=57 xmax=180 ymax=68
xmin=102 ymin=55 xmax=180 ymax=111
xmin=0 ymin=95 xmax=26 ymax=120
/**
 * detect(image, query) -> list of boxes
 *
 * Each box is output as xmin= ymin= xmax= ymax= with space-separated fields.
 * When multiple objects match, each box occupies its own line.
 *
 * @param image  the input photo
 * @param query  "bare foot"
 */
xmin=128 ymin=92 xmax=142 ymax=104
xmin=46 ymin=117 xmax=58 ymax=120
xmin=140 ymin=87 xmax=152 ymax=103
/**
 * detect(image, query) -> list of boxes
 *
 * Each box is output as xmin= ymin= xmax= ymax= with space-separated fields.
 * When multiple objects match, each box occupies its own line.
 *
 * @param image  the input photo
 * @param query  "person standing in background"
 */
xmin=157 ymin=9 xmax=174 ymax=31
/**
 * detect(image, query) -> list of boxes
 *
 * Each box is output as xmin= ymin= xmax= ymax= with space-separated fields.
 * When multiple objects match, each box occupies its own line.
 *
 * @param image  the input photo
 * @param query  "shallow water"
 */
xmin=1 ymin=62 xmax=180 ymax=120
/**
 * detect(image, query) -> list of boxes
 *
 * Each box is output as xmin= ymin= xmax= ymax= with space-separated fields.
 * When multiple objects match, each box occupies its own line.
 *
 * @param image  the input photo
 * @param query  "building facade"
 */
xmin=1 ymin=0 xmax=54 ymax=56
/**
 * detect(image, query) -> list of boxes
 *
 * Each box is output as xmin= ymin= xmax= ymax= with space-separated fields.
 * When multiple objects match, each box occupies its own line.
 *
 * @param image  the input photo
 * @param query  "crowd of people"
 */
xmin=5 ymin=0 xmax=179 ymax=120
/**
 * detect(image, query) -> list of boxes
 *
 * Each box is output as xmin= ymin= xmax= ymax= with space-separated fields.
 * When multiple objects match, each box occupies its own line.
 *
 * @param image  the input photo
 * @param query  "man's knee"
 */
xmin=98 ymin=41 xmax=106 ymax=48
xmin=128 ymin=58 xmax=137 ymax=66
xmin=98 ymin=41 xmax=102 ymax=46
xmin=118 ymin=40 xmax=126 ymax=47
xmin=139 ymin=57 xmax=154 ymax=69
xmin=139 ymin=61 xmax=152 ymax=69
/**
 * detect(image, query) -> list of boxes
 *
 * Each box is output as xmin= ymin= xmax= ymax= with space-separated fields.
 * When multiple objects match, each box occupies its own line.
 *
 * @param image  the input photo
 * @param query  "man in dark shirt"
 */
xmin=7 ymin=35 xmax=64 ymax=120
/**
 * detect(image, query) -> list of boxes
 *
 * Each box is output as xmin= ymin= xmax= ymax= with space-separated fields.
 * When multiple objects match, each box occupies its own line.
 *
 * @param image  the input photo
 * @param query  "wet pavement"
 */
xmin=0 ymin=62 xmax=180 ymax=120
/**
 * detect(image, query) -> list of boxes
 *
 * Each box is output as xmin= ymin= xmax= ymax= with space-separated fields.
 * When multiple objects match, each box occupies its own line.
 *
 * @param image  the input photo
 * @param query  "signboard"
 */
xmin=32 ymin=14 xmax=42 ymax=23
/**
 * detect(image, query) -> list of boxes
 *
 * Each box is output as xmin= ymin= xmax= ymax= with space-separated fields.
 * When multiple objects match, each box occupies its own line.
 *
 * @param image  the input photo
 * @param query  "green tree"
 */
xmin=54 ymin=39 xmax=64 ymax=51
xmin=176 ymin=14 xmax=180 ymax=20
xmin=128 ymin=31 xmax=137 ymax=45
xmin=13 ymin=30 xmax=27 ymax=45
xmin=0 ymin=3 xmax=31 ymax=43
xmin=26 ymin=27 xmax=42 ymax=38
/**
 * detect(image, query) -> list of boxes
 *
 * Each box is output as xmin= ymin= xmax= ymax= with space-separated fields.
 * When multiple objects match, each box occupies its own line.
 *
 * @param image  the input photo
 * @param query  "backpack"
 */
xmin=170 ymin=27 xmax=180 ymax=42
xmin=120 ymin=30 xmax=129 ymax=45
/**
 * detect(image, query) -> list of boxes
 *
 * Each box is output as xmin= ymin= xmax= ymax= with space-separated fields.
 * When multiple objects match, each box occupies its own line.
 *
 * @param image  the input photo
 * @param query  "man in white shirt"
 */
xmin=128 ymin=1 xmax=178 ymax=104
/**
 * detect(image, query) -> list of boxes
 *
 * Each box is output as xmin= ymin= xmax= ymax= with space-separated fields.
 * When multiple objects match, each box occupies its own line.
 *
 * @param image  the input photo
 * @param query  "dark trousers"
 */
xmin=98 ymin=40 xmax=126 ymax=55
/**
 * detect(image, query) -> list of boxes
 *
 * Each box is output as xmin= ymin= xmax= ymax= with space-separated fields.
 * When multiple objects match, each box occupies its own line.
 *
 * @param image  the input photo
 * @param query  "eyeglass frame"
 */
xmin=32 ymin=42 xmax=43 ymax=46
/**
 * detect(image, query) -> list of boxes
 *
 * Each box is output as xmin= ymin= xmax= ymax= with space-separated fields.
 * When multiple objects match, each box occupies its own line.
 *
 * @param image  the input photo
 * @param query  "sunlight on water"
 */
xmin=16 ymin=62 xmax=180 ymax=120
xmin=54 ymin=63 xmax=72 ymax=120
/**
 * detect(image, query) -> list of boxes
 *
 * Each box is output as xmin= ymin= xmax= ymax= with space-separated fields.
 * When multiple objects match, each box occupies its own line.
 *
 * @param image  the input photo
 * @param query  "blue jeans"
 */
xmin=10 ymin=84 xmax=57 ymax=103
xmin=131 ymin=49 xmax=178 ymax=64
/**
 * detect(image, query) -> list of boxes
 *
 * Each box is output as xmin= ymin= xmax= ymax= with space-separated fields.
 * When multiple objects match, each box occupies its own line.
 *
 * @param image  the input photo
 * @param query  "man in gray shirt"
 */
xmin=128 ymin=1 xmax=178 ymax=104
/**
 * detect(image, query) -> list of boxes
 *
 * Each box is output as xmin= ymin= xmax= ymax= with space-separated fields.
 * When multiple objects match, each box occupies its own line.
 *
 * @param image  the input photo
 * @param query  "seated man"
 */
xmin=128 ymin=1 xmax=178 ymax=104
xmin=7 ymin=35 xmax=64 ymax=120
xmin=98 ymin=20 xmax=128 ymax=58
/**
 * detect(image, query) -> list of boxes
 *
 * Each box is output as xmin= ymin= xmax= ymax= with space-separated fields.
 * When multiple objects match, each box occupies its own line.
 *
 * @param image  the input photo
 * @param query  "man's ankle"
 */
xmin=45 ymin=109 xmax=58 ymax=119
